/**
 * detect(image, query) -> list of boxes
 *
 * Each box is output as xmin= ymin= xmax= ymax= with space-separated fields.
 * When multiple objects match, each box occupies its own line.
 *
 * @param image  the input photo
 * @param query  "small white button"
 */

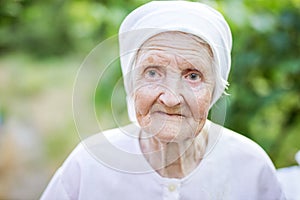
xmin=168 ymin=184 xmax=177 ymax=192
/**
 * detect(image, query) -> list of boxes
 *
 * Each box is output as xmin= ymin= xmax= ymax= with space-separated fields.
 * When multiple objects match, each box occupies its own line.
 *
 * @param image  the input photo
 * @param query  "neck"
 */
xmin=139 ymin=128 xmax=208 ymax=179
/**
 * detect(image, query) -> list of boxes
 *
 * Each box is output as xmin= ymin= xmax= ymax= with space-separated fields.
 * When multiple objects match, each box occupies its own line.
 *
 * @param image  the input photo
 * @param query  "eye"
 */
xmin=184 ymin=70 xmax=202 ymax=82
xmin=148 ymin=70 xmax=157 ymax=77
xmin=144 ymin=67 xmax=162 ymax=80
xmin=188 ymin=73 xmax=200 ymax=80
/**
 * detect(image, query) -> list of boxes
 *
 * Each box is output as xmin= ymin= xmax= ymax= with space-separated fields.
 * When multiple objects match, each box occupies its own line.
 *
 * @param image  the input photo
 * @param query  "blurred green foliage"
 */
xmin=222 ymin=0 xmax=300 ymax=167
xmin=0 ymin=0 xmax=146 ymax=56
xmin=0 ymin=0 xmax=299 ymax=169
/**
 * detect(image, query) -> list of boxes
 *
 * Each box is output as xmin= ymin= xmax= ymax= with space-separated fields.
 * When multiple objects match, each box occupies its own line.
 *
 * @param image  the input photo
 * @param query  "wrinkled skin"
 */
xmin=133 ymin=31 xmax=215 ymax=178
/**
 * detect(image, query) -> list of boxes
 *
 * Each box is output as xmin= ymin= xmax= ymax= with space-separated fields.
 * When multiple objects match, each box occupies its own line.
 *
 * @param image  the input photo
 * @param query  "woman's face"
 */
xmin=133 ymin=32 xmax=215 ymax=143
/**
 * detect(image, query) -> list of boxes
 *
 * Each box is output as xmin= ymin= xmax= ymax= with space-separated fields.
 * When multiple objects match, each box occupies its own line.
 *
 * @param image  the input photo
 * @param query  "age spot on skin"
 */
xmin=147 ymin=56 xmax=154 ymax=63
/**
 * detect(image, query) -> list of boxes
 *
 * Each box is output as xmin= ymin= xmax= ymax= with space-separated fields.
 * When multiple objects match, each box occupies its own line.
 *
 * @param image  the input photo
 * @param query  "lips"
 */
xmin=153 ymin=111 xmax=185 ymax=118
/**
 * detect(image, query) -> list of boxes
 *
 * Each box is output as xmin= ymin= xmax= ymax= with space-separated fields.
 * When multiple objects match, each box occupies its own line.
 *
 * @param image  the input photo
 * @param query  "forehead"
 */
xmin=135 ymin=32 xmax=213 ymax=69
xmin=137 ymin=50 xmax=197 ymax=70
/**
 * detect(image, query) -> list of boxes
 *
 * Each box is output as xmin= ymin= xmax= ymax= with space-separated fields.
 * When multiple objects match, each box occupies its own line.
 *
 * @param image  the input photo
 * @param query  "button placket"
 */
xmin=168 ymin=184 xmax=177 ymax=192
xmin=163 ymin=181 xmax=180 ymax=200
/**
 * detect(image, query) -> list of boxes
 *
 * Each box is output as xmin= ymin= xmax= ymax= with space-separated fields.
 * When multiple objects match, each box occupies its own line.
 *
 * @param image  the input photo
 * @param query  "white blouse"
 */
xmin=277 ymin=151 xmax=300 ymax=199
xmin=41 ymin=122 xmax=285 ymax=200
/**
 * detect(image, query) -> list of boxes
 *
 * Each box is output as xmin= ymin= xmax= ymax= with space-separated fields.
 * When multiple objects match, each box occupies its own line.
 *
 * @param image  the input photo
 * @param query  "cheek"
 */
xmin=188 ymin=89 xmax=212 ymax=120
xmin=134 ymin=85 xmax=159 ymax=117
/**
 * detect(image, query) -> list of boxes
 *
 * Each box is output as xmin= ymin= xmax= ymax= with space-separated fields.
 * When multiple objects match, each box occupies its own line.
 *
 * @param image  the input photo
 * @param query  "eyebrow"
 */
xmin=138 ymin=55 xmax=170 ymax=67
xmin=137 ymin=53 xmax=210 ymax=73
xmin=181 ymin=68 xmax=202 ymax=75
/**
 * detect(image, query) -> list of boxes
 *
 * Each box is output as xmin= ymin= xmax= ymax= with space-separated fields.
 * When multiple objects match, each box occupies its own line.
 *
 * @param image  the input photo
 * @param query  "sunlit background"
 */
xmin=0 ymin=0 xmax=299 ymax=199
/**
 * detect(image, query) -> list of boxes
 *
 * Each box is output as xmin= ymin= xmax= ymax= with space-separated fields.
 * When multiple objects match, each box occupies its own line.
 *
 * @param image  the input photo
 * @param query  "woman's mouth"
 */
xmin=153 ymin=111 xmax=185 ymax=119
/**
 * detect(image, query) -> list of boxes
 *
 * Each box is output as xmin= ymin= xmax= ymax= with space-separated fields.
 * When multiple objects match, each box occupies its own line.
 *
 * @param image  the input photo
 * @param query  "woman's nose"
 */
xmin=158 ymin=85 xmax=183 ymax=107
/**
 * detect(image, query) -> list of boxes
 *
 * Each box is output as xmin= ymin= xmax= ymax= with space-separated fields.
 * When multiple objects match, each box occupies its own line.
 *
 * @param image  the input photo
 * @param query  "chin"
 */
xmin=138 ymin=115 xmax=203 ymax=143
xmin=154 ymin=132 xmax=178 ymax=143
xmin=151 ymin=123 xmax=196 ymax=143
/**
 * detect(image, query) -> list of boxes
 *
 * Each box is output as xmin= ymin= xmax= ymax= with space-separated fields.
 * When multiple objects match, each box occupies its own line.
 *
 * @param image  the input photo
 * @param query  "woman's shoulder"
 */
xmin=208 ymin=120 xmax=275 ymax=167
xmin=84 ymin=123 xmax=140 ymax=152
xmin=68 ymin=123 xmax=141 ymax=161
xmin=58 ymin=123 xmax=148 ymax=174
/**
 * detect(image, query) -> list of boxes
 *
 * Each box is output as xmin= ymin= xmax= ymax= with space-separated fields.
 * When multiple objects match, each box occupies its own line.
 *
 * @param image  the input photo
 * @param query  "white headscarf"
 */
xmin=118 ymin=1 xmax=232 ymax=122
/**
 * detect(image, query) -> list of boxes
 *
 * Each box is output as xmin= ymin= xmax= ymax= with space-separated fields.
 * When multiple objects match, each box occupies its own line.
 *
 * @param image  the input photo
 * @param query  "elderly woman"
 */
xmin=42 ymin=1 xmax=285 ymax=199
